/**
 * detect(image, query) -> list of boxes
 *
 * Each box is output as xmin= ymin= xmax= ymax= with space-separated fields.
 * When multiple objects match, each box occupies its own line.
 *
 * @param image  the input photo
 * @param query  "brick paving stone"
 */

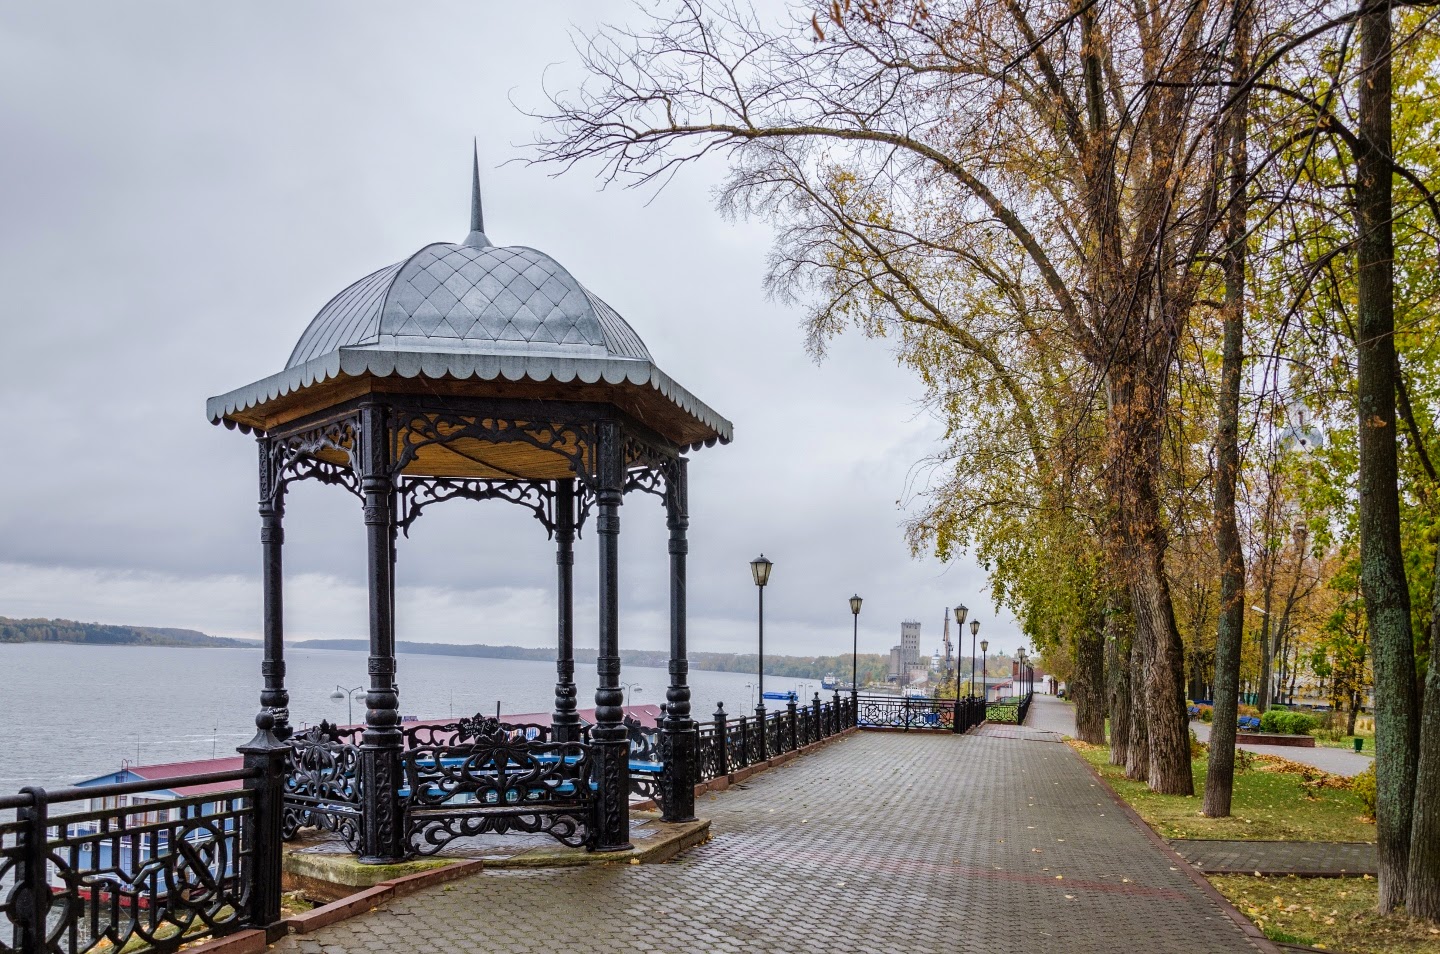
xmin=1169 ymin=839 xmax=1377 ymax=876
xmin=272 ymin=728 xmax=1267 ymax=954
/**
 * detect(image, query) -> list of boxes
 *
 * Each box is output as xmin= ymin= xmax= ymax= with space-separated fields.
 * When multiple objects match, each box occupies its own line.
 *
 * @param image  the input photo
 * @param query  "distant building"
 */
xmin=888 ymin=621 xmax=927 ymax=681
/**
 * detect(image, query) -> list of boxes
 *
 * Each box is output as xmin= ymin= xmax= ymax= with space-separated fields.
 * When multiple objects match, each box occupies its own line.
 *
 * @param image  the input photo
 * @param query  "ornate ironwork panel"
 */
xmin=855 ymin=695 xmax=957 ymax=731
xmin=266 ymin=415 xmax=364 ymax=503
xmin=764 ymin=713 xmax=785 ymax=756
xmin=984 ymin=693 xmax=1032 ymax=725
xmin=402 ymin=716 xmax=552 ymax=749
xmin=402 ymin=734 xmax=595 ymax=855
xmin=0 ymin=787 xmax=253 ymax=954
xmin=724 ymin=720 xmax=750 ymax=771
xmin=399 ymin=715 xmax=593 ymax=854
xmin=695 ymin=726 xmax=723 ymax=782
xmin=397 ymin=478 xmax=557 ymax=537
xmin=283 ymin=723 xmax=363 ymax=852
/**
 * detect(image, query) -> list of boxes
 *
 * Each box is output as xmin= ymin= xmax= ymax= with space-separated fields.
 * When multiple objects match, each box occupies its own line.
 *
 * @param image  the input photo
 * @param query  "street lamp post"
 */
xmin=954 ymin=605 xmax=969 ymax=697
xmin=751 ymin=555 xmax=773 ymax=730
xmin=622 ymin=682 xmax=643 ymax=709
xmin=850 ymin=594 xmax=863 ymax=714
xmin=979 ymin=639 xmax=989 ymax=702
xmin=969 ymin=618 xmax=981 ymax=699
xmin=329 ymin=684 xmax=365 ymax=726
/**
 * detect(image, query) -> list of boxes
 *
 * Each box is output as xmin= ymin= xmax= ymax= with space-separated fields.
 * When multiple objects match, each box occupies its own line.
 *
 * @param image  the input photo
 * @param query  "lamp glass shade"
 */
xmin=750 ymin=554 xmax=773 ymax=587
xmin=849 ymin=594 xmax=863 ymax=615
xmin=329 ymin=690 xmax=345 ymax=701
xmin=954 ymin=604 xmax=968 ymax=625
xmin=980 ymin=639 xmax=989 ymax=652
xmin=969 ymin=619 xmax=980 ymax=636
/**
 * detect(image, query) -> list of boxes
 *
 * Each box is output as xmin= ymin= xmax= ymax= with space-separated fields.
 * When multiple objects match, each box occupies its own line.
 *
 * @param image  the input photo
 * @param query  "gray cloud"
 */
xmin=0 ymin=1 xmax=1026 ymax=661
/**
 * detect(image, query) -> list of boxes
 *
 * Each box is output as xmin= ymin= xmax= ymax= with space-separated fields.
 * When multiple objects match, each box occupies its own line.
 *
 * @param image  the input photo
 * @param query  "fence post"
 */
xmin=903 ymin=695 xmax=911 ymax=732
xmin=239 ymin=711 xmax=289 ymax=931
xmin=713 ymin=703 xmax=729 ymax=778
xmin=754 ymin=710 xmax=768 ymax=762
xmin=739 ymin=713 xmax=750 ymax=767
xmin=15 ymin=787 xmax=50 ymax=954
xmin=786 ymin=699 xmax=798 ymax=752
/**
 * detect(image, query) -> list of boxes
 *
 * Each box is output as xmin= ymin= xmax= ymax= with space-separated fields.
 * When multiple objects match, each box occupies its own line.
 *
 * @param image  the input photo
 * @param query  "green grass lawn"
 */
xmin=1212 ymin=875 xmax=1440 ymax=953
xmin=1313 ymin=729 xmax=1377 ymax=752
xmin=1072 ymin=742 xmax=1375 ymax=842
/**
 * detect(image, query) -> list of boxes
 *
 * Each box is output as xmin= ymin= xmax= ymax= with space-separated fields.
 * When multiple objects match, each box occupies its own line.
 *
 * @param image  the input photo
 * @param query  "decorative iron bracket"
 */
xmin=265 ymin=415 xmax=365 ymax=504
xmin=398 ymin=477 xmax=557 ymax=537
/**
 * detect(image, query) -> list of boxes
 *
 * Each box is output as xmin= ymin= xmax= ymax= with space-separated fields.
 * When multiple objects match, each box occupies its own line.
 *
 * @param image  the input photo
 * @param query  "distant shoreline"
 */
xmin=289 ymin=638 xmax=888 ymax=682
xmin=0 ymin=623 xmax=889 ymax=682
xmin=0 ymin=616 xmax=254 ymax=649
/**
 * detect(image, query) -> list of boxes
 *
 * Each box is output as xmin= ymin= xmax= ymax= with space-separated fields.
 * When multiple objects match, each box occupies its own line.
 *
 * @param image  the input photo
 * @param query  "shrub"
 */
xmin=1259 ymin=708 xmax=1319 ymax=736
xmin=1352 ymin=763 xmax=1377 ymax=818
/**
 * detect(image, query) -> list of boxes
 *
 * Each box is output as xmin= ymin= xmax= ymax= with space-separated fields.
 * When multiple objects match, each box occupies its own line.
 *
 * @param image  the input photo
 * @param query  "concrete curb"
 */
xmin=282 ymin=859 xmax=487 ymax=936
xmin=181 ymin=929 xmax=268 ymax=954
xmin=1069 ymin=746 xmax=1282 ymax=954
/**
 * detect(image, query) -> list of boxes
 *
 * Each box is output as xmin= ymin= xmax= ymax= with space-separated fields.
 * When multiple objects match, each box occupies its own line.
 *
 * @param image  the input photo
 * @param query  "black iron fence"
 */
xmin=688 ymin=693 xmax=856 ymax=790
xmin=0 ymin=754 xmax=286 ymax=954
xmin=854 ymin=694 xmax=987 ymax=733
xmin=985 ymin=691 xmax=1035 ymax=725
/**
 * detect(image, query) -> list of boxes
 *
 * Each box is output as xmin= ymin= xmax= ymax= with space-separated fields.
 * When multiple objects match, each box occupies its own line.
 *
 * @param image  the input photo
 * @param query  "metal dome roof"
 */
xmin=206 ymin=149 xmax=732 ymax=451
xmin=286 ymin=158 xmax=651 ymax=369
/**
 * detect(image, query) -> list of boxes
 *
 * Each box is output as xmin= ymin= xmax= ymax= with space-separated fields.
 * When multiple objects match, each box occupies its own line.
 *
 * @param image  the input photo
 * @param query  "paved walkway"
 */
xmin=1189 ymin=722 xmax=1371 ymax=777
xmin=1028 ymin=696 xmax=1371 ymax=778
xmin=1169 ymin=840 xmax=1376 ymax=876
xmin=275 ymin=726 xmax=1267 ymax=953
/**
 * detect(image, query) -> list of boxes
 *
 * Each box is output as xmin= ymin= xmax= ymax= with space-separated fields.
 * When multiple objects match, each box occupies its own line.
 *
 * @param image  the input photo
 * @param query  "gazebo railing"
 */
xmin=283 ymin=722 xmax=363 ymax=852
xmin=282 ymin=717 xmax=600 ymax=856
xmin=404 ymin=735 xmax=595 ymax=855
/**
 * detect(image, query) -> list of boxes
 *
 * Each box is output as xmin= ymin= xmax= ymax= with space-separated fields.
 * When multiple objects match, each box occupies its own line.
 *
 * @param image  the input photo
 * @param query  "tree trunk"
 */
xmin=1257 ymin=575 xmax=1276 ymax=712
xmin=1204 ymin=32 xmax=1248 ymax=812
xmin=1107 ymin=593 xmax=1133 ymax=766
xmin=1126 ymin=626 xmax=1151 ymax=781
xmin=1074 ymin=606 xmax=1108 ymax=744
xmin=1106 ymin=364 xmax=1192 ymax=795
xmin=1133 ymin=549 xmax=1195 ymax=795
xmin=1355 ymin=0 xmax=1419 ymax=913
xmin=1406 ymin=544 xmax=1440 ymax=921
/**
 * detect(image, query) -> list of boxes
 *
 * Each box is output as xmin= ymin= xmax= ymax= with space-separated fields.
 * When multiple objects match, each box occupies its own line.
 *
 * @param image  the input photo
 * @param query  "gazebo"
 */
xmin=207 ymin=151 xmax=731 ymax=863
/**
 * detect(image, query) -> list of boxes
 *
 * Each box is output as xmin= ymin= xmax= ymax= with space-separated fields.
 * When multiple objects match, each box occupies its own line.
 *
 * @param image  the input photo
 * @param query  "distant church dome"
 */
xmin=285 ymin=150 xmax=650 ymax=369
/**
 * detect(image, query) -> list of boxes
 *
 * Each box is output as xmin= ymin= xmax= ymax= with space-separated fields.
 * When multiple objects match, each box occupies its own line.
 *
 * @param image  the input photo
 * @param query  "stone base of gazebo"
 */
xmin=284 ymin=811 xmax=709 ymax=900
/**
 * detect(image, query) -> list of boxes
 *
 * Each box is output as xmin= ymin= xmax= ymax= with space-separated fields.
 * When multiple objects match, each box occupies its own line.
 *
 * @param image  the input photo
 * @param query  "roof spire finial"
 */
xmin=464 ymin=140 xmax=492 ymax=249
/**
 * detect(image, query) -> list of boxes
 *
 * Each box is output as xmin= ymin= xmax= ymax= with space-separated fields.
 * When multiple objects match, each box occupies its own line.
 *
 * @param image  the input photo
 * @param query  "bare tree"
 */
xmin=534 ymin=0 xmax=1242 ymax=793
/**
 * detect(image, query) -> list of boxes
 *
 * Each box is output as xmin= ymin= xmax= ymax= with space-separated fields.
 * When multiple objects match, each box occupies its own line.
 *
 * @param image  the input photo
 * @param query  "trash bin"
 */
xmin=1353 ymin=737 xmax=1364 ymax=753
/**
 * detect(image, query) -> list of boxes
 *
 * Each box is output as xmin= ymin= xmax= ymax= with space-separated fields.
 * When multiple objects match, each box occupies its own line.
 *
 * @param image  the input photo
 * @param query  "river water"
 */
xmin=0 ymin=643 xmax=826 ymax=791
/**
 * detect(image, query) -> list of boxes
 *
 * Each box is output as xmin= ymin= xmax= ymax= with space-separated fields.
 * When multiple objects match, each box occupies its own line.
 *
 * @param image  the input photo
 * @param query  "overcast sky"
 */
xmin=0 ymin=2 xmax=1025 ymax=663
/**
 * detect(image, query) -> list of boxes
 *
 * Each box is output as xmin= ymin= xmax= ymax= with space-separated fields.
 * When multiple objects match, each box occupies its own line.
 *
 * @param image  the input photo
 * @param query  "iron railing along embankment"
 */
xmin=0 ymin=756 xmax=287 ymax=954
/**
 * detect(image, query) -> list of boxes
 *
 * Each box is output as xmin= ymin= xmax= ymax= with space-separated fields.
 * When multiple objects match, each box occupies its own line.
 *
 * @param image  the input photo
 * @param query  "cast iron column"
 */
xmin=661 ymin=457 xmax=697 ymax=821
xmin=358 ymin=404 xmax=405 ymax=864
xmin=239 ymin=710 xmax=288 ymax=929
xmin=592 ymin=421 xmax=631 ymax=850
xmin=257 ymin=438 xmax=291 ymax=740
xmin=552 ymin=479 xmax=580 ymax=743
